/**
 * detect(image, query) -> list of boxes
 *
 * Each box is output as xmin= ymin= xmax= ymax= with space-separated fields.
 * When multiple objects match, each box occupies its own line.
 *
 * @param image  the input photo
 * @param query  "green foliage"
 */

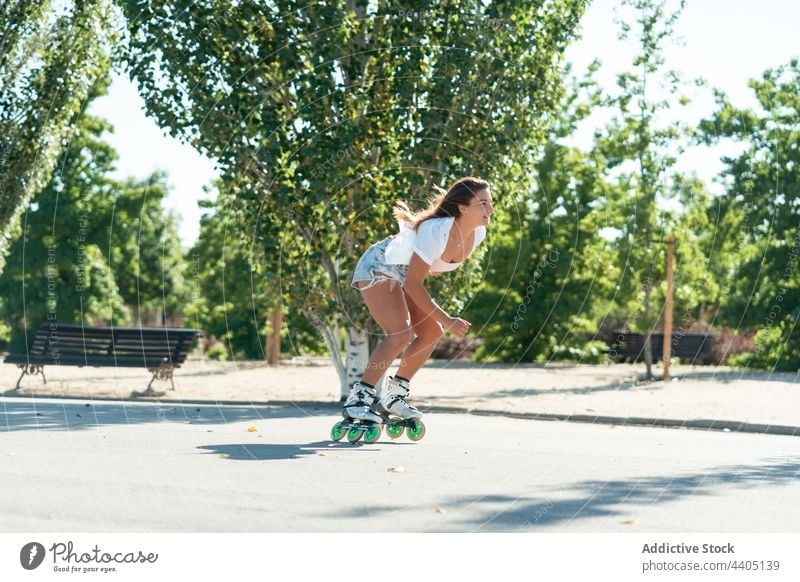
xmin=0 ymin=318 xmax=12 ymax=346
xmin=698 ymin=59 xmax=800 ymax=332
xmin=465 ymin=64 xmax=618 ymax=362
xmin=0 ymin=98 xmax=190 ymax=351
xmin=120 ymin=0 xmax=589 ymax=366
xmin=107 ymin=173 xmax=190 ymax=322
xmin=467 ymin=1 xmax=724 ymax=366
xmin=550 ymin=340 xmax=609 ymax=364
xmin=0 ymin=0 xmax=117 ymax=274
xmin=185 ymin=186 xmax=326 ymax=359
xmin=467 ymin=140 xmax=616 ymax=362
xmin=204 ymin=339 xmax=229 ymax=361
xmin=594 ymin=0 xmax=690 ymax=320
xmin=727 ymin=317 xmax=800 ymax=372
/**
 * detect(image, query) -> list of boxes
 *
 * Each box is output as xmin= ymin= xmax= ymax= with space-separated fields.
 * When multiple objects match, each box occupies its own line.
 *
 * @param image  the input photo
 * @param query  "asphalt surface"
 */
xmin=2 ymin=397 xmax=799 ymax=532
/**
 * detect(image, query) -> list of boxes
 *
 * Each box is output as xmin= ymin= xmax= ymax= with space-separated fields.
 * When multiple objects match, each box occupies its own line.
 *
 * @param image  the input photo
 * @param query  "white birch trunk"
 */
xmin=344 ymin=326 xmax=370 ymax=400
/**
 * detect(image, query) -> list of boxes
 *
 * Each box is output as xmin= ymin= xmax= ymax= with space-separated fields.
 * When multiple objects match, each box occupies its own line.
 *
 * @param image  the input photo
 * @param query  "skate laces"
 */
xmin=391 ymin=376 xmax=410 ymax=390
xmin=387 ymin=382 xmax=416 ymax=410
xmin=353 ymin=383 xmax=376 ymax=404
xmin=396 ymin=386 xmax=410 ymax=401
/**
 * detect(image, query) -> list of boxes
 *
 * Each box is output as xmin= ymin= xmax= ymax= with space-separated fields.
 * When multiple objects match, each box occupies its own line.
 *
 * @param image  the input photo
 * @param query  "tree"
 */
xmin=186 ymin=184 xmax=325 ymax=360
xmin=591 ymin=0 xmax=695 ymax=378
xmin=0 ymin=111 xmax=128 ymax=349
xmin=699 ymin=59 xmax=800 ymax=371
xmin=0 ymin=92 xmax=191 ymax=350
xmin=106 ymin=172 xmax=190 ymax=326
xmin=0 ymin=0 xmax=116 ymax=274
xmin=465 ymin=64 xmax=619 ymax=362
xmin=120 ymin=0 xmax=588 ymax=396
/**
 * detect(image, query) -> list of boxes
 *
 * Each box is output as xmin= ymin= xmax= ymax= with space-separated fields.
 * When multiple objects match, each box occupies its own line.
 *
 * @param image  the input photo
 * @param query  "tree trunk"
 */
xmin=643 ymin=276 xmax=653 ymax=380
xmin=344 ymin=326 xmax=370 ymax=401
xmin=266 ymin=306 xmax=283 ymax=365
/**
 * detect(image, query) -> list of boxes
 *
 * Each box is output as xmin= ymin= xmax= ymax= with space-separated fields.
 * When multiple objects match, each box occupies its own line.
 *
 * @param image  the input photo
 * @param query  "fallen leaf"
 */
xmin=620 ymin=519 xmax=634 ymax=525
xmin=246 ymin=426 xmax=258 ymax=433
xmin=218 ymin=454 xmax=228 ymax=459
xmin=318 ymin=453 xmax=328 ymax=457
xmin=387 ymin=466 xmax=405 ymax=473
xmin=435 ymin=506 xmax=447 ymax=514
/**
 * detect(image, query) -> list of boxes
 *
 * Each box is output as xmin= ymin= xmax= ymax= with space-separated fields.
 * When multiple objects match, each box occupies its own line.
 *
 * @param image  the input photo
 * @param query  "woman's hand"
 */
xmin=443 ymin=316 xmax=471 ymax=338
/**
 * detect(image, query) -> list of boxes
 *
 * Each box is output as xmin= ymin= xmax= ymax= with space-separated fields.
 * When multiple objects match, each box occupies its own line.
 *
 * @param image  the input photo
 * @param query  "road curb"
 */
xmin=3 ymin=391 xmax=799 ymax=436
xmin=421 ymin=404 xmax=800 ymax=437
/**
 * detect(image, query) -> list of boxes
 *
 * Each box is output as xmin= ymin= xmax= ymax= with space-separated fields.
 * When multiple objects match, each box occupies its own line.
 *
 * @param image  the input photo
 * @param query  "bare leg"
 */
xmin=357 ymin=277 xmax=414 ymax=386
xmin=396 ymin=288 xmax=444 ymax=380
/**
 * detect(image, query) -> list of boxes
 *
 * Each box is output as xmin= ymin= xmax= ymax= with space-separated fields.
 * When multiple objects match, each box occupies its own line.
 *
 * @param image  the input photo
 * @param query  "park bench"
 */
xmin=4 ymin=322 xmax=201 ymax=396
xmin=607 ymin=331 xmax=715 ymax=365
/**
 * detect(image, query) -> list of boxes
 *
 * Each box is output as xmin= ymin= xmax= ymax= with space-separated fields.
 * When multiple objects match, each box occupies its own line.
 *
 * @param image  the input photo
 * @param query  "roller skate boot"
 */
xmin=377 ymin=375 xmax=426 ymax=441
xmin=331 ymin=382 xmax=384 ymax=443
xmin=379 ymin=375 xmax=422 ymax=420
xmin=341 ymin=381 xmax=383 ymax=423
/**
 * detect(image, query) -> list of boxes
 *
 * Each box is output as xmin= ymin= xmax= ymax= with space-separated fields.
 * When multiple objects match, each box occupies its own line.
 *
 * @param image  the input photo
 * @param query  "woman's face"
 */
xmin=459 ymin=189 xmax=494 ymax=228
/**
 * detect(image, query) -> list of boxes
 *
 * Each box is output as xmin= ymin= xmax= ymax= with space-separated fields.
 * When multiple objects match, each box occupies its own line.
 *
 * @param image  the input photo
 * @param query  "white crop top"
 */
xmin=383 ymin=216 xmax=486 ymax=271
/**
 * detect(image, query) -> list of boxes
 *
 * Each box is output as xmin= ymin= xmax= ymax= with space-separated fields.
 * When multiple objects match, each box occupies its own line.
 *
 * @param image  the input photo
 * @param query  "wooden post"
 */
xmin=663 ymin=236 xmax=675 ymax=381
xmin=266 ymin=306 xmax=283 ymax=366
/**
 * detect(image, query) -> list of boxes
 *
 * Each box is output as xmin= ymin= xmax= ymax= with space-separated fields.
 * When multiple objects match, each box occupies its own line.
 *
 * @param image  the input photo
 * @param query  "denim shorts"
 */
xmin=351 ymin=236 xmax=409 ymax=290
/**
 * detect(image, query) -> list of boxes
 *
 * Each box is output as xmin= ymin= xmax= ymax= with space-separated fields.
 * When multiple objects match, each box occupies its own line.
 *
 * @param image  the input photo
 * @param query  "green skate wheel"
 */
xmin=330 ymin=421 xmax=346 ymax=441
xmin=346 ymin=427 xmax=364 ymax=443
xmin=363 ymin=424 xmax=381 ymax=443
xmin=407 ymin=420 xmax=426 ymax=441
xmin=386 ymin=423 xmax=404 ymax=439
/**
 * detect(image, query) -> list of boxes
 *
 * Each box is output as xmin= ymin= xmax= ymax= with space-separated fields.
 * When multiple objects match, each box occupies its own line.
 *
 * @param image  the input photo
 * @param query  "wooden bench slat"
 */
xmin=5 ymin=323 xmax=199 ymax=380
xmin=7 ymin=355 xmax=189 ymax=365
xmin=40 ymin=339 xmax=187 ymax=350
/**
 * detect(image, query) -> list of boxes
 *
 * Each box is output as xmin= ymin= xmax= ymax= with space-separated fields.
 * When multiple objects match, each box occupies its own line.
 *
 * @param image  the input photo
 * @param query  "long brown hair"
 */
xmin=393 ymin=176 xmax=491 ymax=229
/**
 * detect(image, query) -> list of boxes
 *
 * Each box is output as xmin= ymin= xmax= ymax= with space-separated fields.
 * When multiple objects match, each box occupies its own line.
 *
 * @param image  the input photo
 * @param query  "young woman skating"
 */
xmin=341 ymin=176 xmax=493 ymax=435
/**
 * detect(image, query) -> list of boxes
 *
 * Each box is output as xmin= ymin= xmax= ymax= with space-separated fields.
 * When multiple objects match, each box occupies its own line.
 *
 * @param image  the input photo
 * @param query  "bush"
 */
xmin=0 ymin=320 xmax=10 ymax=348
xmin=549 ymin=340 xmax=609 ymax=364
xmin=728 ymin=317 xmax=800 ymax=372
xmin=203 ymin=338 xmax=229 ymax=361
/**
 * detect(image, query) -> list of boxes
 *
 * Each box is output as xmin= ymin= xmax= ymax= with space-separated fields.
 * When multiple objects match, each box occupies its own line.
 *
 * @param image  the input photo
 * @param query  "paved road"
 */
xmin=1 ymin=397 xmax=799 ymax=532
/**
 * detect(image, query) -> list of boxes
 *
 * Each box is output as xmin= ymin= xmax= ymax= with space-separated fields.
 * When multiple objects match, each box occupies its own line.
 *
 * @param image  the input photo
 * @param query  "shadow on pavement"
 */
xmin=0 ymin=399 xmax=337 ymax=433
xmin=197 ymin=439 xmax=412 ymax=461
xmin=431 ymin=456 xmax=800 ymax=531
xmin=315 ymin=456 xmax=800 ymax=531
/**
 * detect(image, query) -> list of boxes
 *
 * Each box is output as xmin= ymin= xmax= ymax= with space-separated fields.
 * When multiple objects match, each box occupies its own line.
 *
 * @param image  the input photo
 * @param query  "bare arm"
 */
xmin=403 ymin=253 xmax=449 ymax=324
xmin=404 ymin=253 xmax=471 ymax=337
